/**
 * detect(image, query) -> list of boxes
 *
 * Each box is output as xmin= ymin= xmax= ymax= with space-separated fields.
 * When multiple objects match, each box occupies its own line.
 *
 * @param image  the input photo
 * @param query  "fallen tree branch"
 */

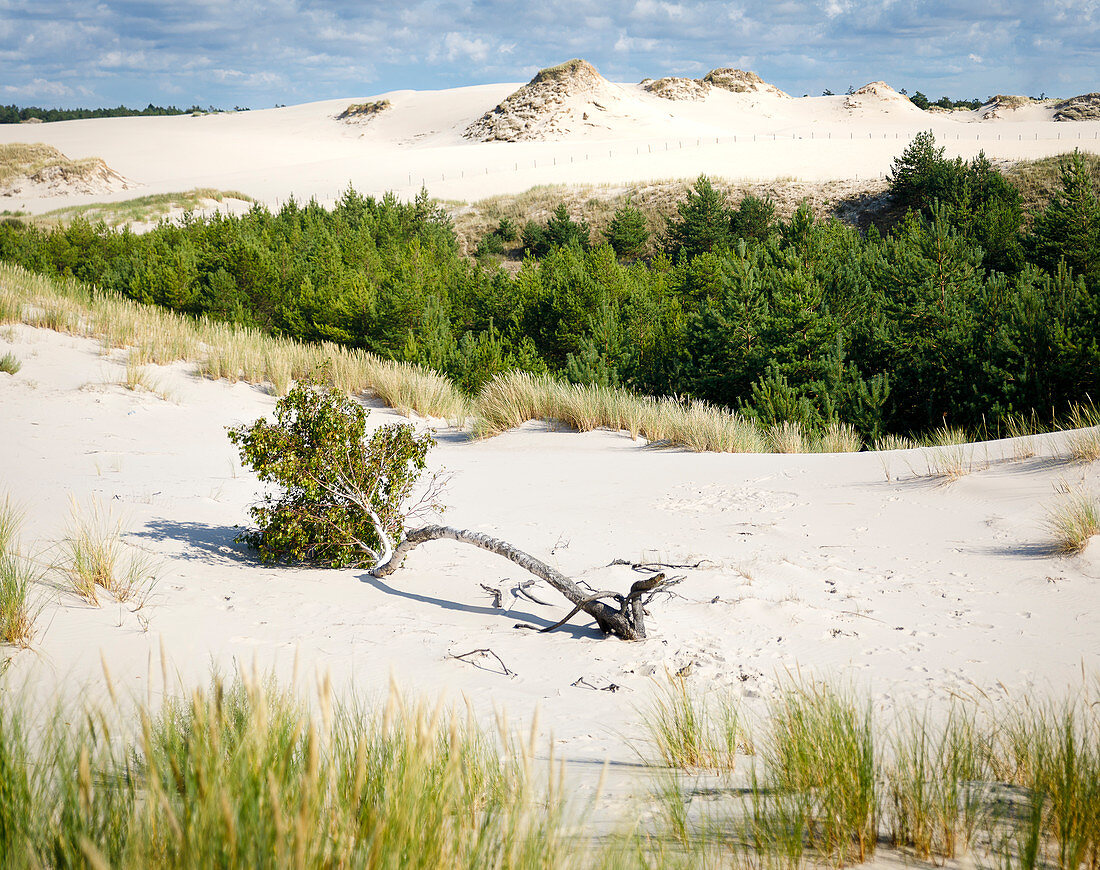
xmin=373 ymin=525 xmax=671 ymax=640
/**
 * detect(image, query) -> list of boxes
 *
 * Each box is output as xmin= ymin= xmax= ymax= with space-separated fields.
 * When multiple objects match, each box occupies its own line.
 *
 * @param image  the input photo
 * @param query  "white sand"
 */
xmin=0 ymin=77 xmax=1097 ymax=214
xmin=2 ymin=324 xmax=1098 ymax=797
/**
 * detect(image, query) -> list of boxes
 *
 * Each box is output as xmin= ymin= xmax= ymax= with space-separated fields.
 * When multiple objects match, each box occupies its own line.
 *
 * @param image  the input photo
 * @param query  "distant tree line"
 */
xmin=0 ymin=104 xmax=221 ymax=123
xmin=1 ymin=135 xmax=1097 ymax=444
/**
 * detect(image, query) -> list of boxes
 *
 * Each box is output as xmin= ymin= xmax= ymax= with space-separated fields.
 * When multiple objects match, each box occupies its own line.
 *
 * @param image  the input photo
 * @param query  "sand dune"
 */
xmin=0 ymin=60 xmax=1095 ymax=214
xmin=2 ymin=322 xmax=1098 ymax=779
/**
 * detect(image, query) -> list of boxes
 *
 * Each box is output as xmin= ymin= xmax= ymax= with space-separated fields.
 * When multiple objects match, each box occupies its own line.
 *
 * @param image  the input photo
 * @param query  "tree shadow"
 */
xmin=132 ymin=519 xmax=254 ymax=565
xmin=359 ymin=574 xmax=605 ymax=639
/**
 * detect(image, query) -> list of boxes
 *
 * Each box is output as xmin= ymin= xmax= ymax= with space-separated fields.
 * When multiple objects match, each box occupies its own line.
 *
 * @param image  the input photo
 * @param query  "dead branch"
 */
xmin=608 ymin=558 xmax=714 ymax=572
xmin=479 ymin=584 xmax=503 ymax=608
xmin=512 ymin=579 xmax=554 ymax=607
xmin=448 ymin=648 xmax=515 ymax=677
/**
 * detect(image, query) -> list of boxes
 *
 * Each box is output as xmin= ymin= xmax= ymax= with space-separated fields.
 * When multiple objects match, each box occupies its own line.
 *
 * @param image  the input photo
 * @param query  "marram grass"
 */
xmin=1044 ymin=492 xmax=1100 ymax=554
xmin=642 ymin=677 xmax=1100 ymax=869
xmin=0 ymin=671 xmax=571 ymax=869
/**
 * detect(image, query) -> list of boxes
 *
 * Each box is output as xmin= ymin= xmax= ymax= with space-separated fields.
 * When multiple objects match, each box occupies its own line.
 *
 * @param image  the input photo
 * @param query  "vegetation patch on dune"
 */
xmin=8 ymin=188 xmax=254 ymax=231
xmin=0 ymin=142 xmax=130 ymax=197
xmin=336 ymin=99 xmax=390 ymax=122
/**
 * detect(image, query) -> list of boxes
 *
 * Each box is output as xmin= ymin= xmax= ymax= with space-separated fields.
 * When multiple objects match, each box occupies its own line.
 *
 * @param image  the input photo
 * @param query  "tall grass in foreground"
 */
xmin=642 ymin=674 xmax=744 ymax=771
xmin=643 ymin=678 xmax=1100 ymax=869
xmin=0 ymin=672 xmax=568 ymax=869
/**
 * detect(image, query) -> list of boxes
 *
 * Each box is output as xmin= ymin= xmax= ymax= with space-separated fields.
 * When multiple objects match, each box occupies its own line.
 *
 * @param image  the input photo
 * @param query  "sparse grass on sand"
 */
xmin=0 ymin=671 xmax=570 ymax=868
xmin=0 ymin=262 xmax=469 ymax=421
xmin=1044 ymin=491 xmax=1100 ymax=554
xmin=0 ymin=350 xmax=20 ymax=374
xmin=57 ymin=497 xmax=157 ymax=606
xmin=0 ymin=492 xmax=37 ymax=647
xmin=1065 ymin=402 xmax=1100 ymax=462
xmin=1006 ymin=152 xmax=1100 ymax=226
xmin=21 ymin=188 xmax=254 ymax=230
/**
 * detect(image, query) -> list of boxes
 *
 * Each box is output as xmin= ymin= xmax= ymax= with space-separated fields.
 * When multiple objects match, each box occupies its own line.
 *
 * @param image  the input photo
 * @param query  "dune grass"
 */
xmin=0 ymin=350 xmax=20 ymax=375
xmin=642 ymin=673 xmax=744 ymax=771
xmin=57 ymin=498 xmax=157 ymax=606
xmin=0 ymin=494 xmax=37 ymax=648
xmin=2 ymin=259 xmax=1092 ymax=456
xmin=1065 ymin=402 xmax=1100 ymax=463
xmin=18 ymin=188 xmax=256 ymax=230
xmin=0 ymin=142 xmax=103 ymax=188
xmin=642 ymin=677 xmax=1100 ymax=869
xmin=0 ymin=671 xmax=569 ymax=869
xmin=1044 ymin=492 xmax=1100 ymax=554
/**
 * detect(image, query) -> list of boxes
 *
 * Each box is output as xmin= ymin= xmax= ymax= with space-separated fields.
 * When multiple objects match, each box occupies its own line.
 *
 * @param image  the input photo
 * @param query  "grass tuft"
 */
xmin=642 ymin=674 xmax=744 ymax=771
xmin=58 ymin=498 xmax=157 ymax=606
xmin=0 ymin=493 xmax=37 ymax=647
xmin=0 ymin=351 xmax=20 ymax=375
xmin=1065 ymin=402 xmax=1100 ymax=462
xmin=1044 ymin=492 xmax=1100 ymax=554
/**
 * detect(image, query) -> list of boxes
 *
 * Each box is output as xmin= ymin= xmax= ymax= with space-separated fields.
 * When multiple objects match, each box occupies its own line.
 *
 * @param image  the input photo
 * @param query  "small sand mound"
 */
xmin=641 ymin=77 xmax=711 ymax=101
xmin=0 ymin=143 xmax=133 ymax=199
xmin=703 ymin=68 xmax=789 ymax=98
xmin=1054 ymin=93 xmax=1100 ymax=121
xmin=843 ymin=82 xmax=920 ymax=113
xmin=464 ymin=59 xmax=616 ymax=141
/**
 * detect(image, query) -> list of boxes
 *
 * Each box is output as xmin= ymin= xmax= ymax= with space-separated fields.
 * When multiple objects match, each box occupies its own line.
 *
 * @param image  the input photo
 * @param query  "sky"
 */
xmin=1 ymin=0 xmax=1097 ymax=110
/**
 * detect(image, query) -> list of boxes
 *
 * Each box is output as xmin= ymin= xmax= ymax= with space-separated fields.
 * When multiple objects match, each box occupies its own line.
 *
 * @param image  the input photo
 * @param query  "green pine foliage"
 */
xmin=2 ymin=137 xmax=1099 ymax=447
xmin=603 ymin=203 xmax=650 ymax=258
xmin=228 ymin=384 xmax=434 ymax=567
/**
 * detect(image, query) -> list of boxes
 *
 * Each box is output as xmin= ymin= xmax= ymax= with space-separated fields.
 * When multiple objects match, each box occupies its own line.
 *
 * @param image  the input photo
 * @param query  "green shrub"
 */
xmin=228 ymin=383 xmax=435 ymax=568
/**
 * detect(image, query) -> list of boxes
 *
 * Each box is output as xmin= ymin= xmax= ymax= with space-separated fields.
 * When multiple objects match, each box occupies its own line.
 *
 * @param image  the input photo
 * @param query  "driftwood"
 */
xmin=372 ymin=525 xmax=672 ymax=640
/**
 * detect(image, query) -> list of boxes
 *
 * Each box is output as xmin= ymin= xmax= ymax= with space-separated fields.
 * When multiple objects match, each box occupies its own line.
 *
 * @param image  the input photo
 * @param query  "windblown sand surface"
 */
xmin=0 ymin=67 xmax=1097 ymax=214
xmin=2 ymin=324 xmax=1098 ymax=812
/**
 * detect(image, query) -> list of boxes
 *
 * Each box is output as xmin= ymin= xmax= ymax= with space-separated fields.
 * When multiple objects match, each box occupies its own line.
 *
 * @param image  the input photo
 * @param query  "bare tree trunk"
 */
xmin=371 ymin=525 xmax=667 ymax=640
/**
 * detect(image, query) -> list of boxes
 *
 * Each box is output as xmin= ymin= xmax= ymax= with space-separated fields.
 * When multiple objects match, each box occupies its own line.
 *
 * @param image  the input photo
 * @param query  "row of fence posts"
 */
xmin=408 ymin=127 xmax=1100 ymax=186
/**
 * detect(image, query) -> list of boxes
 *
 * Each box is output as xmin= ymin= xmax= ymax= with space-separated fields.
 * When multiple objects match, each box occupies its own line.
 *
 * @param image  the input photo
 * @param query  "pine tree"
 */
xmin=666 ymin=175 xmax=732 ymax=260
xmin=1030 ymin=150 xmax=1100 ymax=283
xmin=604 ymin=203 xmax=650 ymax=258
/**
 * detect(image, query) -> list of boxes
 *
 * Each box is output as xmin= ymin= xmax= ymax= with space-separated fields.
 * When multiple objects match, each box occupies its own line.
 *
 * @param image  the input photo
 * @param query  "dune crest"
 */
xmin=464 ymin=59 xmax=620 ymax=141
xmin=703 ymin=68 xmax=789 ymax=98
xmin=843 ymin=81 xmax=922 ymax=114
xmin=1054 ymin=92 xmax=1100 ymax=121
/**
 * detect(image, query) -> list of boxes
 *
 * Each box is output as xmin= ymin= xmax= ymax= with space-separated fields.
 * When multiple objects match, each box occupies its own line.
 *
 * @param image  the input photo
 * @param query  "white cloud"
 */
xmin=441 ymin=32 xmax=490 ymax=63
xmin=615 ymin=33 xmax=661 ymax=52
xmin=968 ymin=53 xmax=983 ymax=63
xmin=1 ymin=77 xmax=76 ymax=98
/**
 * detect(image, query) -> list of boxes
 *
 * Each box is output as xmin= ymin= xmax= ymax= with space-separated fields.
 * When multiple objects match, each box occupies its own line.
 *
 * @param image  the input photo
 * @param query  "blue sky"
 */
xmin=1 ymin=0 xmax=1096 ymax=109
